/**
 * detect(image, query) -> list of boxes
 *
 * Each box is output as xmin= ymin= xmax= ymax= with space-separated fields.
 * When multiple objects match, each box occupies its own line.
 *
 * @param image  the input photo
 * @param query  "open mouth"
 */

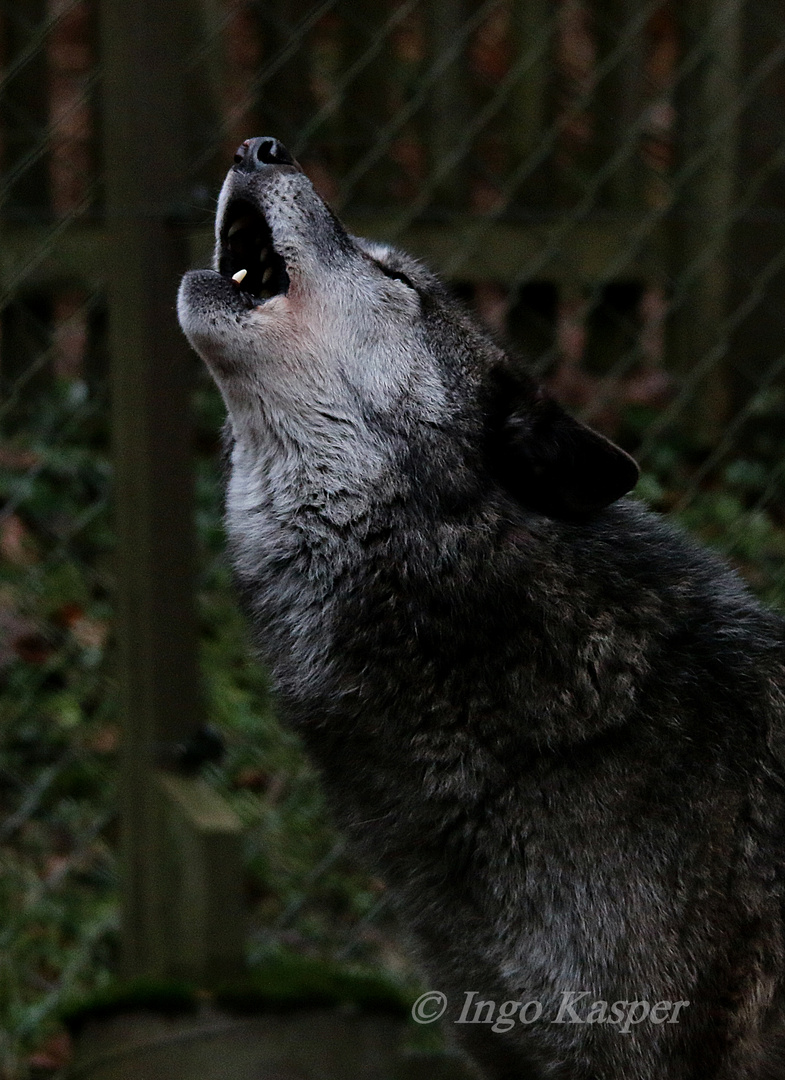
xmin=219 ymin=199 xmax=290 ymax=304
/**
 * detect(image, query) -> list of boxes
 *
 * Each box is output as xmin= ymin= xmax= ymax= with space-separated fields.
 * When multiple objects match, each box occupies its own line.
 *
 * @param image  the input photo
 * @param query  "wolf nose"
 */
xmin=233 ymin=137 xmax=300 ymax=172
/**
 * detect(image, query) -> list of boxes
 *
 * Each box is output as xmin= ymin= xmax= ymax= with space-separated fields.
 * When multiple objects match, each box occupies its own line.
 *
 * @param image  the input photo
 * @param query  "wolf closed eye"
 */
xmin=178 ymin=135 xmax=785 ymax=1080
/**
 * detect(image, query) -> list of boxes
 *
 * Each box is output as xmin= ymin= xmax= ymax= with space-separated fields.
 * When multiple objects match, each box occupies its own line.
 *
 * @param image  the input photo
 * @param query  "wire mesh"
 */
xmin=3 ymin=0 xmax=785 ymax=1073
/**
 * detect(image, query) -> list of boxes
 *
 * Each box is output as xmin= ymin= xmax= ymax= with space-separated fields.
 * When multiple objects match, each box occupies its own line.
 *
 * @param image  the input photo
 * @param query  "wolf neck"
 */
xmin=224 ymin=403 xmax=405 ymax=697
xmin=225 ymin=397 xmax=393 ymax=530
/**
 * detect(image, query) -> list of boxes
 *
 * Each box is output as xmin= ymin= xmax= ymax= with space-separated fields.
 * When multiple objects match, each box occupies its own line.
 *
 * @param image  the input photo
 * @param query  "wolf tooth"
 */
xmin=178 ymin=135 xmax=785 ymax=1080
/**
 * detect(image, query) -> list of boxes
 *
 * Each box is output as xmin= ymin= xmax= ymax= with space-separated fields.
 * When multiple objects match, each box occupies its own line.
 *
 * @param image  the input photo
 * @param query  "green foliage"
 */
xmin=633 ymin=437 xmax=785 ymax=612
xmin=0 ymin=381 xmax=118 ymax=1075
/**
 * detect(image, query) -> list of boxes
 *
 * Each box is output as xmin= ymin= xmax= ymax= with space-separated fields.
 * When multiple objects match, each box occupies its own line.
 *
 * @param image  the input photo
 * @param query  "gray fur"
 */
xmin=178 ymin=143 xmax=785 ymax=1079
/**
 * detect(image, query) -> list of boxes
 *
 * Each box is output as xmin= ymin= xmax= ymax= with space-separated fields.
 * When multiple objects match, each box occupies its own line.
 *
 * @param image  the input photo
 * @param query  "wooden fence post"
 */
xmin=100 ymin=0 xmax=244 ymax=983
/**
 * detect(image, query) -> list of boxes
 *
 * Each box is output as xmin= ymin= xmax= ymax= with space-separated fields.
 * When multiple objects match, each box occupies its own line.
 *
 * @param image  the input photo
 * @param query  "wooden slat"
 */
xmin=582 ymin=1 xmax=648 ymax=382
xmin=591 ymin=0 xmax=647 ymax=212
xmin=425 ymin=0 xmax=474 ymax=214
xmin=0 ymin=0 xmax=51 ymax=214
xmin=507 ymin=0 xmax=558 ymax=210
xmin=667 ymin=0 xmax=741 ymax=445
xmin=728 ymin=0 xmax=785 ymax=411
xmin=255 ymin=0 xmax=318 ymax=153
xmin=336 ymin=0 xmax=396 ymax=208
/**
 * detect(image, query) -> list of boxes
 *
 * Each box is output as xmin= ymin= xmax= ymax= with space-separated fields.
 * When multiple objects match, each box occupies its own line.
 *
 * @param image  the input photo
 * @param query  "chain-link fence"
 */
xmin=3 ymin=0 xmax=785 ymax=1074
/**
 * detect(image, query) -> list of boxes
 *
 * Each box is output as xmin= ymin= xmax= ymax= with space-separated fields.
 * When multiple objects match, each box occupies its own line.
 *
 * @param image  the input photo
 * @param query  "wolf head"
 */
xmin=178 ymin=136 xmax=638 ymax=520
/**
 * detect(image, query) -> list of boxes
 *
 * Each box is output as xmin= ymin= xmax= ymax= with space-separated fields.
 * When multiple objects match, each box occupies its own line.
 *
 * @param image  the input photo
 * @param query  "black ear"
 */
xmin=489 ymin=372 xmax=639 ymax=519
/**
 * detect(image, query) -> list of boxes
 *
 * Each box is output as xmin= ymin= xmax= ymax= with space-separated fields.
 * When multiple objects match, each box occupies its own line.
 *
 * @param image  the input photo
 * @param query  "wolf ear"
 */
xmin=489 ymin=371 xmax=639 ymax=519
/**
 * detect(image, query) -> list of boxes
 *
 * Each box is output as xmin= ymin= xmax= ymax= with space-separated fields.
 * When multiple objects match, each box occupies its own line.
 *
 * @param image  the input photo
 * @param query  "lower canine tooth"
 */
xmin=262 ymin=267 xmax=273 ymax=285
xmin=231 ymin=268 xmax=248 ymax=284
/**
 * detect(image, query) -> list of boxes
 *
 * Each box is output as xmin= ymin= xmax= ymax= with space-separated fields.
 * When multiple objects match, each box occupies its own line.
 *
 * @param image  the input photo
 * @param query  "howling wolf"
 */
xmin=178 ymin=136 xmax=785 ymax=1080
